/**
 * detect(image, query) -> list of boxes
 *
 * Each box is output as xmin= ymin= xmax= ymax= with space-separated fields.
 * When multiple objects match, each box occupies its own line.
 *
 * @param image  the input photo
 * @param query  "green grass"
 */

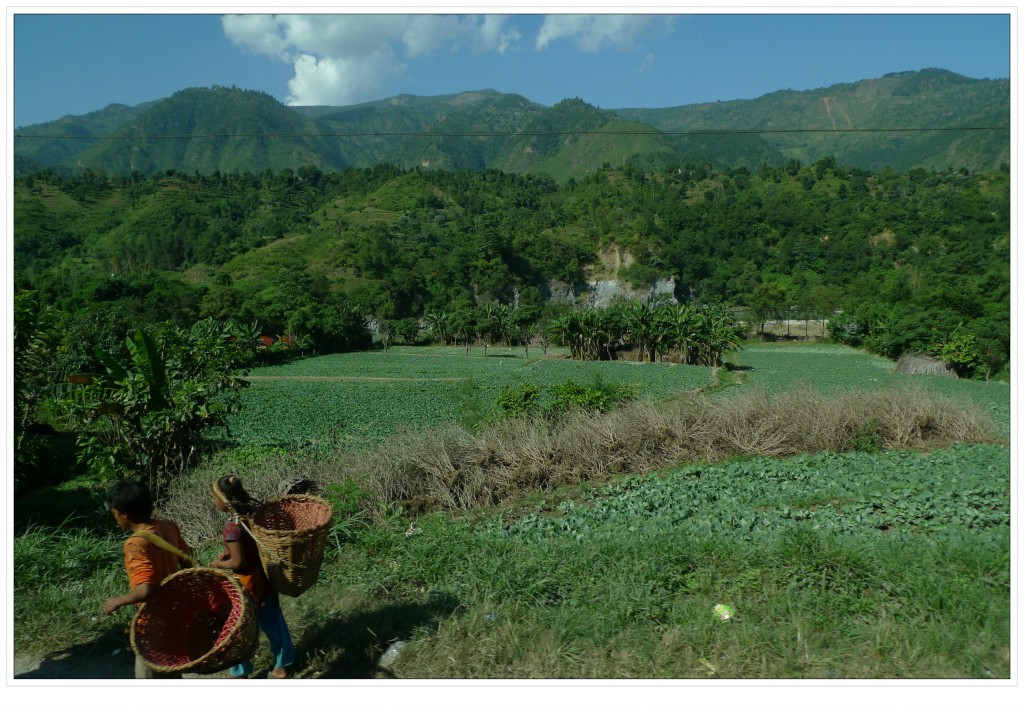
xmin=13 ymin=523 xmax=126 ymax=657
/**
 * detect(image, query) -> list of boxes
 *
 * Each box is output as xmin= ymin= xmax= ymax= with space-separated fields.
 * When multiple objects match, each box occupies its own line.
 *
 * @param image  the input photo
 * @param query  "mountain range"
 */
xmin=13 ymin=68 xmax=1009 ymax=181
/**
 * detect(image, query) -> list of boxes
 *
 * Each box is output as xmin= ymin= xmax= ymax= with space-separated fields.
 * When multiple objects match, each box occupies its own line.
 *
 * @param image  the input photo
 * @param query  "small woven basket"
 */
xmin=130 ymin=568 xmax=258 ymax=675
xmin=250 ymin=494 xmax=333 ymax=597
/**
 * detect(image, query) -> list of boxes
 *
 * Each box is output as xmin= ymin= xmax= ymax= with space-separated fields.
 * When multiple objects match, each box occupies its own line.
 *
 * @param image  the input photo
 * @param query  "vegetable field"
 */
xmin=215 ymin=342 xmax=1008 ymax=450
xmin=216 ymin=346 xmax=714 ymax=450
xmin=500 ymin=443 xmax=1010 ymax=544
xmin=14 ymin=341 xmax=1012 ymax=680
xmin=314 ymin=442 xmax=1010 ymax=679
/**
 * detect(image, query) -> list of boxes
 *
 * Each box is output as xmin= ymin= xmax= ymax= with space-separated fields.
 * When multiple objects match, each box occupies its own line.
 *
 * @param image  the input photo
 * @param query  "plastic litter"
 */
xmin=713 ymin=603 xmax=735 ymax=621
xmin=377 ymin=640 xmax=405 ymax=669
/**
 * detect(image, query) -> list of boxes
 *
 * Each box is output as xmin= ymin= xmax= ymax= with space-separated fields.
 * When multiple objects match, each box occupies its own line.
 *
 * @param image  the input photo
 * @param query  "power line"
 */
xmin=13 ymin=126 xmax=1009 ymax=141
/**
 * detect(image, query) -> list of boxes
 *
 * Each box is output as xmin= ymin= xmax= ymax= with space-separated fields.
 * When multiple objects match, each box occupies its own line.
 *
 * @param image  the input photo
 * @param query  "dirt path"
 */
xmin=13 ymin=650 xmax=264 ymax=680
xmin=14 ymin=650 xmax=135 ymax=680
xmin=12 ymin=627 xmax=231 ymax=680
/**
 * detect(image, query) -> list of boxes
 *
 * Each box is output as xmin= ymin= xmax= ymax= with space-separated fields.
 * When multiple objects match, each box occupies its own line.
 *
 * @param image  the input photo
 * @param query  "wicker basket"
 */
xmin=249 ymin=493 xmax=333 ymax=597
xmin=130 ymin=568 xmax=259 ymax=675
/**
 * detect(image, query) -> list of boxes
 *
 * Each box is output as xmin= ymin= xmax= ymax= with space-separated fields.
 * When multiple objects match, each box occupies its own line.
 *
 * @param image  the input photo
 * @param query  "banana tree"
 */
xmin=696 ymin=304 xmax=742 ymax=367
xmin=625 ymin=301 xmax=658 ymax=362
xmin=62 ymin=322 xmax=249 ymax=493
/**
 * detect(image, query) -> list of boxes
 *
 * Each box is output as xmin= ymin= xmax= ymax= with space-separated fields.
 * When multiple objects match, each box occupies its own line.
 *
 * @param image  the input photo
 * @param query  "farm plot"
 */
xmin=220 ymin=349 xmax=713 ymax=450
xmin=734 ymin=343 xmax=898 ymax=395
xmin=499 ymin=443 xmax=1010 ymax=544
xmin=735 ymin=343 xmax=1009 ymax=436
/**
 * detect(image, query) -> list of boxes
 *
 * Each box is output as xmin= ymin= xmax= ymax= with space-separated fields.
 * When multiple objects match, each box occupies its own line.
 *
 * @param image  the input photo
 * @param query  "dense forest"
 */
xmin=15 ymin=159 xmax=1010 ymax=371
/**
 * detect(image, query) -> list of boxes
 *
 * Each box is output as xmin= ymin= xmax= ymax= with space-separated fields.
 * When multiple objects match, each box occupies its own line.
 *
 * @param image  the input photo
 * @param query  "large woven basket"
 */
xmin=250 ymin=493 xmax=333 ymax=597
xmin=130 ymin=568 xmax=258 ymax=675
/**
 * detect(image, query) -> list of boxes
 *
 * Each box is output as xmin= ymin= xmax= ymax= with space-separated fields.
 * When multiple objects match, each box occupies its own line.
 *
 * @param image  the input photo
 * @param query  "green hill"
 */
xmin=615 ymin=69 xmax=1009 ymax=171
xmin=13 ymin=70 xmax=1009 ymax=179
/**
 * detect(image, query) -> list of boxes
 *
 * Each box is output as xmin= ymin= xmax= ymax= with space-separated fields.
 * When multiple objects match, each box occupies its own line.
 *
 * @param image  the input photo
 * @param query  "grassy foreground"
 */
xmin=14 ymin=443 xmax=1009 ymax=679
xmin=12 ymin=342 xmax=1011 ymax=679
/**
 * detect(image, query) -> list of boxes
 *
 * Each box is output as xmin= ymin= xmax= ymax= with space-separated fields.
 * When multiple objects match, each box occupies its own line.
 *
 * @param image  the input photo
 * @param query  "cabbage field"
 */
xmin=216 ymin=342 xmax=1009 ymax=452
xmin=735 ymin=343 xmax=1011 ymax=435
xmin=216 ymin=345 xmax=714 ymax=451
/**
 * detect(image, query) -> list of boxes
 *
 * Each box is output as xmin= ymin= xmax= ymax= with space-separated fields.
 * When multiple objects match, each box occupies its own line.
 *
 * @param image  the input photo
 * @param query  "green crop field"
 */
xmin=309 ymin=442 xmax=1009 ymax=679
xmin=734 ymin=342 xmax=898 ymax=394
xmin=499 ymin=443 xmax=1010 ymax=544
xmin=216 ymin=341 xmax=1009 ymax=451
xmin=735 ymin=342 xmax=1010 ymax=436
xmin=217 ymin=346 xmax=714 ymax=450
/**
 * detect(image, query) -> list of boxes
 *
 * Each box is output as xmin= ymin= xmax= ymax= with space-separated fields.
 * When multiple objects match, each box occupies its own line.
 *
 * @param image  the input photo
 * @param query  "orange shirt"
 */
xmin=124 ymin=519 xmax=189 ymax=589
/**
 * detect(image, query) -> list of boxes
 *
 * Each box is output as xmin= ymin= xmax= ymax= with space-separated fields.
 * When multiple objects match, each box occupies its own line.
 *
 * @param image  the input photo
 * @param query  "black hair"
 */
xmin=215 ymin=474 xmax=257 ymax=515
xmin=107 ymin=479 xmax=153 ymax=522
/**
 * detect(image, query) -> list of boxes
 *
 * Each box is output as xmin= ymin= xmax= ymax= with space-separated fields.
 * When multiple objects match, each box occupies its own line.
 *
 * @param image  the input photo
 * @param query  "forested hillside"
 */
xmin=616 ymin=69 xmax=1010 ymax=171
xmin=13 ymin=69 xmax=1009 ymax=179
xmin=14 ymin=159 xmax=1010 ymax=383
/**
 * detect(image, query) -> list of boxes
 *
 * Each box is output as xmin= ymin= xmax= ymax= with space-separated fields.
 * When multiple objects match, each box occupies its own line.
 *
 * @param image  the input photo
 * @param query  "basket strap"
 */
xmin=236 ymin=515 xmax=277 ymax=559
xmin=132 ymin=530 xmax=196 ymax=567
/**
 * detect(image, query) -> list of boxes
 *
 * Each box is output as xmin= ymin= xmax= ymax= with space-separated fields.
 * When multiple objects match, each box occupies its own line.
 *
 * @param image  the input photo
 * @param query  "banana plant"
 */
xmin=61 ymin=321 xmax=249 ymax=491
xmin=89 ymin=329 xmax=169 ymax=411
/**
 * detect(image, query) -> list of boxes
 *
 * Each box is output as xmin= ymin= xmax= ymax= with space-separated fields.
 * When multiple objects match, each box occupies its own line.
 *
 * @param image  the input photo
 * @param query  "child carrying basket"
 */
xmin=211 ymin=474 xmax=300 ymax=679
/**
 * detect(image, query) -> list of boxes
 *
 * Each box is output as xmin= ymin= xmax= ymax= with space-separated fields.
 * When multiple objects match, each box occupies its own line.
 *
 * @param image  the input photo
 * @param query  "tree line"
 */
xmin=14 ymin=159 xmax=1009 ymax=379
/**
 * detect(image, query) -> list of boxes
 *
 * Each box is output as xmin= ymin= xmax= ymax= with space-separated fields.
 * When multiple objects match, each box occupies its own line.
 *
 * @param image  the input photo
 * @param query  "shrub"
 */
xmin=546 ymin=378 xmax=636 ymax=415
xmin=497 ymin=384 xmax=542 ymax=418
xmin=935 ymin=333 xmax=984 ymax=379
xmin=58 ymin=320 xmax=252 ymax=495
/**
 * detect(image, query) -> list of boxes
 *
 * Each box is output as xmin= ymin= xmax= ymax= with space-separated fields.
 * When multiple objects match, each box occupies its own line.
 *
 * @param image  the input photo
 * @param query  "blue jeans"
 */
xmin=230 ymin=591 xmax=295 ymax=677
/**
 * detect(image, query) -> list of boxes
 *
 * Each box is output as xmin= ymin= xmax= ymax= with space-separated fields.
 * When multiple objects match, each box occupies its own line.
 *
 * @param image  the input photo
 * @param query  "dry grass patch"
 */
xmin=160 ymin=461 xmax=322 ymax=551
xmin=895 ymin=353 xmax=958 ymax=378
xmin=339 ymin=385 xmax=999 ymax=516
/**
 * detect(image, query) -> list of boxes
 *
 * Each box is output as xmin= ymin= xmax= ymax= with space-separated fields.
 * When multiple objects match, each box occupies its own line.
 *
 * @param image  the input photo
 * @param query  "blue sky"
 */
xmin=10 ymin=8 xmax=1013 ymax=128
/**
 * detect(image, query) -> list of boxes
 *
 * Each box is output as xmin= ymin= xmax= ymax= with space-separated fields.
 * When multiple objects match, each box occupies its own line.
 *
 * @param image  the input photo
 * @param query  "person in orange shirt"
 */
xmin=104 ymin=478 xmax=191 ymax=679
xmin=210 ymin=474 xmax=295 ymax=679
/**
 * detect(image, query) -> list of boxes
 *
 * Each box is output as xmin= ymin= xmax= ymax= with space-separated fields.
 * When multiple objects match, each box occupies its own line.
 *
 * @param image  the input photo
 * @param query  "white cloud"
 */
xmin=221 ymin=13 xmax=524 ymax=106
xmin=475 ymin=14 xmax=522 ymax=54
xmin=288 ymin=52 xmax=406 ymax=107
xmin=536 ymin=15 xmax=673 ymax=53
xmin=222 ymin=14 xmax=293 ymax=61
